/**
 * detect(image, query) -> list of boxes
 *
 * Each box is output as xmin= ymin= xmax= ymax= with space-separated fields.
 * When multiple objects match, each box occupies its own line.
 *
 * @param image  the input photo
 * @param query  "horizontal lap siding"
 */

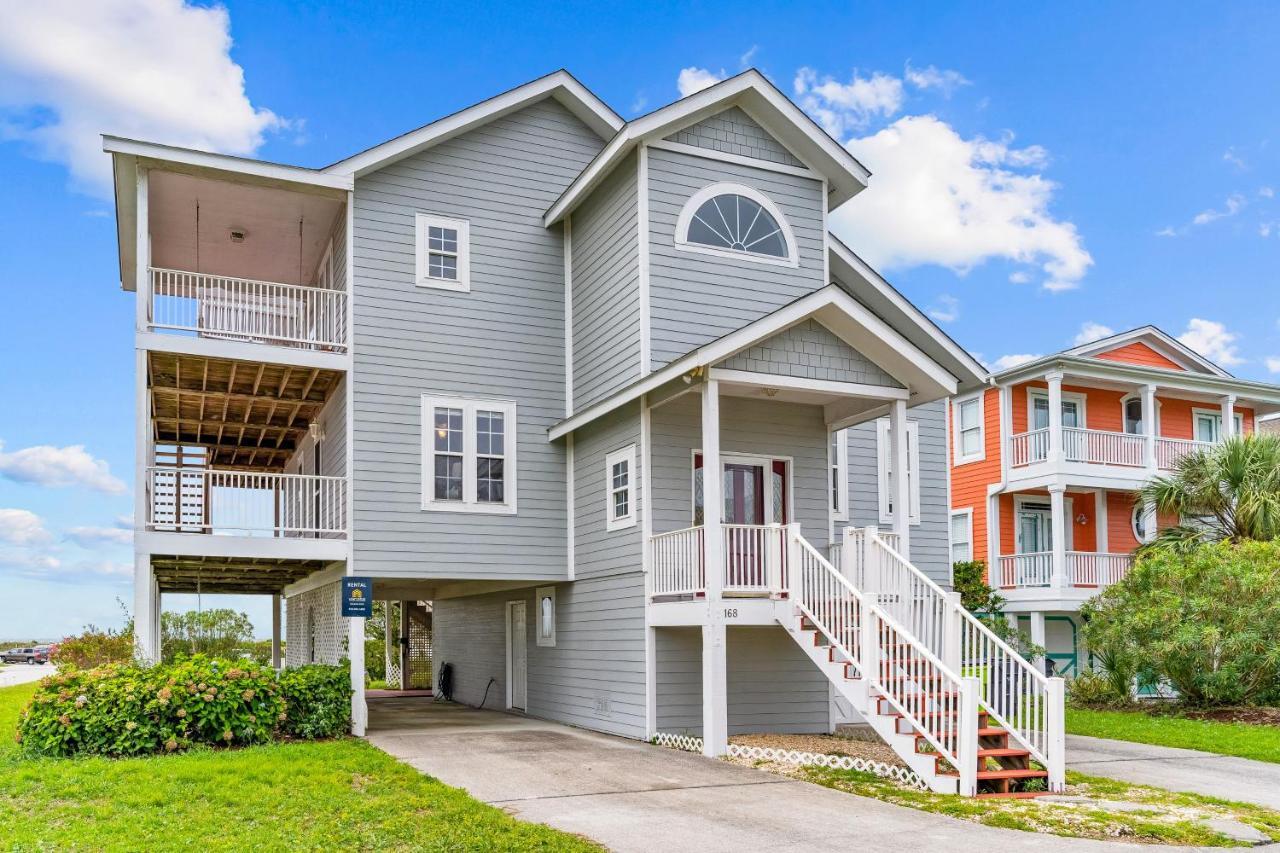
xmin=649 ymin=393 xmax=829 ymax=551
xmin=1094 ymin=342 xmax=1186 ymax=370
xmin=431 ymin=574 xmax=647 ymax=738
xmin=571 ymin=151 xmax=641 ymax=409
xmin=949 ymin=388 xmax=1001 ymax=577
xmin=351 ymin=99 xmax=602 ymax=579
xmin=573 ymin=402 xmax=643 ymax=580
xmin=717 ymin=318 xmax=902 ymax=386
xmin=646 ymin=147 xmax=826 ymax=370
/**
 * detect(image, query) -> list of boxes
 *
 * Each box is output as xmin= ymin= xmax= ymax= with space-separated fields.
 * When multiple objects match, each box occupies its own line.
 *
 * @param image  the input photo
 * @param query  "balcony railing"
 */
xmin=149 ymin=267 xmax=348 ymax=353
xmin=999 ymin=551 xmax=1134 ymax=590
xmin=651 ymin=524 xmax=793 ymax=597
xmin=1010 ymin=427 xmax=1218 ymax=471
xmin=146 ymin=467 xmax=347 ymax=538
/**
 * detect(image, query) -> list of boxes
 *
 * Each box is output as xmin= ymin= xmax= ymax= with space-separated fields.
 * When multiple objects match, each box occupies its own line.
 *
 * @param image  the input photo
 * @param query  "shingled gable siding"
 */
xmin=646 ymin=146 xmax=826 ymax=371
xmin=843 ymin=398 xmax=953 ymax=586
xmin=571 ymin=150 xmax=641 ymax=410
xmin=663 ymin=106 xmax=806 ymax=169
xmin=350 ymin=98 xmax=603 ymax=579
xmin=716 ymin=318 xmax=904 ymax=387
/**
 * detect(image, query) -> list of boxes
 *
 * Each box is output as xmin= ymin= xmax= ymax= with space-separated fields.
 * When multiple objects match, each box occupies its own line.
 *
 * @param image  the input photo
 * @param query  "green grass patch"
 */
xmin=797 ymin=765 xmax=1280 ymax=846
xmin=1067 ymin=707 xmax=1280 ymax=764
xmin=0 ymin=682 xmax=597 ymax=851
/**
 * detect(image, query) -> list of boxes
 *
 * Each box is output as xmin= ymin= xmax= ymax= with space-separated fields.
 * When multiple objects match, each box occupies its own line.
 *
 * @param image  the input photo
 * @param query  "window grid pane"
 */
xmin=687 ymin=194 xmax=787 ymax=258
xmin=476 ymin=410 xmax=505 ymax=503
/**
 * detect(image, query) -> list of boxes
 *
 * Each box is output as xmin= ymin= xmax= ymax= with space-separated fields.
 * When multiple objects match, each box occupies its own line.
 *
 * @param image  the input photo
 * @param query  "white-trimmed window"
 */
xmin=674 ymin=182 xmax=798 ymax=267
xmin=950 ymin=510 xmax=973 ymax=563
xmin=877 ymin=418 xmax=920 ymax=524
xmin=952 ymin=394 xmax=984 ymax=464
xmin=422 ymin=395 xmax=516 ymax=514
xmin=830 ymin=429 xmax=849 ymax=521
xmin=415 ymin=213 xmax=470 ymax=291
xmin=605 ymin=445 xmax=637 ymax=531
xmin=536 ymin=586 xmax=556 ymax=647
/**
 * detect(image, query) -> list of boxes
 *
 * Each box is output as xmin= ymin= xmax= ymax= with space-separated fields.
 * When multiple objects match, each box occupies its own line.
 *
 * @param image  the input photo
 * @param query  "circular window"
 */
xmin=1131 ymin=503 xmax=1149 ymax=542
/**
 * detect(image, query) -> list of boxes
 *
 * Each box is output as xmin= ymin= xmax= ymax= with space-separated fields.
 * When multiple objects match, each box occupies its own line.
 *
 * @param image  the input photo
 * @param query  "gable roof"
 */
xmin=544 ymin=70 xmax=871 ymax=227
xmin=1061 ymin=326 xmax=1231 ymax=377
xmin=324 ymin=69 xmax=623 ymax=178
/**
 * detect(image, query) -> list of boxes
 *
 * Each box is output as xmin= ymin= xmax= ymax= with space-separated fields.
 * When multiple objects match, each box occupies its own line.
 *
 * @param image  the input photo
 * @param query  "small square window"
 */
xmin=416 ymin=214 xmax=470 ymax=291
xmin=605 ymin=445 xmax=637 ymax=532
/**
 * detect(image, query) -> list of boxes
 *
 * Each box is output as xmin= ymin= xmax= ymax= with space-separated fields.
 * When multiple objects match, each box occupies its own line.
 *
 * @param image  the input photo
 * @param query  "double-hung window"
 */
xmin=877 ymin=418 xmax=920 ymax=524
xmin=415 ymin=213 xmax=471 ymax=291
xmin=605 ymin=445 xmax=637 ymax=531
xmin=952 ymin=394 xmax=984 ymax=464
xmin=950 ymin=510 xmax=973 ymax=563
xmin=830 ymin=429 xmax=848 ymax=521
xmin=422 ymin=395 xmax=516 ymax=514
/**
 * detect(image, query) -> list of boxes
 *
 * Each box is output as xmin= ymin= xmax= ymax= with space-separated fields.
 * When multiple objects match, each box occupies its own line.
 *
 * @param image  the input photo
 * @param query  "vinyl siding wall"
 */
xmin=349 ymin=98 xmax=602 ymax=579
xmin=573 ymin=401 xmax=644 ymax=580
xmin=949 ymin=388 xmax=1002 ymax=576
xmin=646 ymin=146 xmax=826 ymax=370
xmin=570 ymin=151 xmax=641 ymax=409
xmin=431 ymin=572 xmax=647 ymax=738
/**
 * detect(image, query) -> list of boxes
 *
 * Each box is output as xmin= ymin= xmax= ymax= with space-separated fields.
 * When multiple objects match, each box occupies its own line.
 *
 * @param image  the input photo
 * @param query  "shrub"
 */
xmin=278 ymin=662 xmax=352 ymax=740
xmin=1067 ymin=669 xmax=1130 ymax=708
xmin=53 ymin=623 xmax=134 ymax=669
xmin=952 ymin=560 xmax=1003 ymax=613
xmin=18 ymin=656 xmax=284 ymax=757
xmin=161 ymin=609 xmax=254 ymax=662
xmin=1082 ymin=540 xmax=1280 ymax=706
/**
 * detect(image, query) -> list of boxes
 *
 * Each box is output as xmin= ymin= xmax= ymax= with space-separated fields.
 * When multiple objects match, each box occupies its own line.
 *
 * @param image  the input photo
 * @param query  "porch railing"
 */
xmin=836 ymin=527 xmax=902 ymax=589
xmin=1009 ymin=429 xmax=1050 ymax=466
xmin=1067 ymin=551 xmax=1135 ymax=587
xmin=649 ymin=526 xmax=705 ymax=596
xmin=1063 ymin=427 xmax=1145 ymax=467
xmin=149 ymin=267 xmax=348 ymax=352
xmin=146 ymin=467 xmax=347 ymax=537
xmin=998 ymin=552 xmax=1053 ymax=588
xmin=1156 ymin=436 xmax=1215 ymax=470
xmin=723 ymin=524 xmax=787 ymax=593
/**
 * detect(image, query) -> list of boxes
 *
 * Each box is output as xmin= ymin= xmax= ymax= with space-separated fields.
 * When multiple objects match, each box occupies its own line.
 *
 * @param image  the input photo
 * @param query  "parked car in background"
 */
xmin=2 ymin=646 xmax=51 ymax=665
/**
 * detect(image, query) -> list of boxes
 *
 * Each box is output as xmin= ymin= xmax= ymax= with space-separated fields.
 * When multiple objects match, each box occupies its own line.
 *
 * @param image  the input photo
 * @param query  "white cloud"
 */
xmin=1192 ymin=193 xmax=1246 ymax=226
xmin=927 ymin=294 xmax=959 ymax=323
xmin=66 ymin=525 xmax=133 ymax=547
xmin=1260 ymin=186 xmax=1275 ymax=199
xmin=904 ymin=63 xmax=970 ymax=97
xmin=0 ymin=440 xmax=126 ymax=493
xmin=1178 ymin=318 xmax=1244 ymax=367
xmin=1008 ymin=271 xmax=1031 ymax=284
xmin=1073 ymin=321 xmax=1115 ymax=346
xmin=793 ymin=67 xmax=904 ymax=137
xmin=0 ymin=550 xmax=131 ymax=580
xmin=1223 ymin=147 xmax=1247 ymax=171
xmin=1266 ymin=357 xmax=1280 ymax=374
xmin=829 ymin=114 xmax=1092 ymax=292
xmin=0 ymin=509 xmax=52 ymax=545
xmin=990 ymin=353 xmax=1042 ymax=371
xmin=676 ymin=67 xmax=726 ymax=98
xmin=739 ymin=46 xmax=759 ymax=69
xmin=0 ymin=0 xmax=288 ymax=195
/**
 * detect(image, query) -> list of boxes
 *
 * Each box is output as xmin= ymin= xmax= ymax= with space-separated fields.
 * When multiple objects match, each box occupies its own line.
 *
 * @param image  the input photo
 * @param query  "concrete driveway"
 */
xmin=366 ymin=698 xmax=1207 ymax=852
xmin=1068 ymin=734 xmax=1280 ymax=809
xmin=0 ymin=663 xmax=54 ymax=688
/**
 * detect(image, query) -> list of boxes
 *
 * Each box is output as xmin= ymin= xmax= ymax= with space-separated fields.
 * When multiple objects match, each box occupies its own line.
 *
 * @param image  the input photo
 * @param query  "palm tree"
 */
xmin=1139 ymin=433 xmax=1280 ymax=553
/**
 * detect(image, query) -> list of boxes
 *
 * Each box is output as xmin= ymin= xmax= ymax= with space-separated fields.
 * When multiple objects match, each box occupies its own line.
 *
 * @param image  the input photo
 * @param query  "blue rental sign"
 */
xmin=341 ymin=577 xmax=373 ymax=618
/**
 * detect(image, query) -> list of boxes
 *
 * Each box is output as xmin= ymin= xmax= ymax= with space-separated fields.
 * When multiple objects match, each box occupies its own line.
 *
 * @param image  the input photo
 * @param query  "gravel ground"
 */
xmin=730 ymin=732 xmax=907 ymax=768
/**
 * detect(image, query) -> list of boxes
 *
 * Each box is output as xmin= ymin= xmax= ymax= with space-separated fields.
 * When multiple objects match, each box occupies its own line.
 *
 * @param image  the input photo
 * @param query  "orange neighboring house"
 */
xmin=948 ymin=326 xmax=1280 ymax=676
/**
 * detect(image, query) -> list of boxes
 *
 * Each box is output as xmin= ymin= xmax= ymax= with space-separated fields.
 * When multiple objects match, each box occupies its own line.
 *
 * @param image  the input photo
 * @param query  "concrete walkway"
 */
xmin=366 ymin=699 xmax=1212 ymax=852
xmin=0 ymin=663 xmax=54 ymax=688
xmin=1068 ymin=733 xmax=1280 ymax=809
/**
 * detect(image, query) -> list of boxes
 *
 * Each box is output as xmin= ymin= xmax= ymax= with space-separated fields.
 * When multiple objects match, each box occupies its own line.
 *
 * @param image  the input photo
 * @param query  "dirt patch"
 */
xmin=729 ymin=732 xmax=906 ymax=769
xmin=1175 ymin=707 xmax=1280 ymax=727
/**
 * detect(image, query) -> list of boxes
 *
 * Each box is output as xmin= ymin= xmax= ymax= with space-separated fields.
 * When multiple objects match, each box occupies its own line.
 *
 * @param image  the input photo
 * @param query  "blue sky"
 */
xmin=0 ymin=1 xmax=1277 ymax=639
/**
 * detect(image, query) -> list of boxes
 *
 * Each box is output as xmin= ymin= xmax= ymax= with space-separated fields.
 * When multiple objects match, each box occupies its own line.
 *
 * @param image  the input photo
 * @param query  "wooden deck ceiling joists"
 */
xmin=150 ymin=554 xmax=330 ymax=595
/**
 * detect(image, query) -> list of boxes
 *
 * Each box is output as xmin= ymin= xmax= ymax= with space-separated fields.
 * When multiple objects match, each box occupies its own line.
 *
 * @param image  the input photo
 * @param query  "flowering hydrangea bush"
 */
xmin=278 ymin=662 xmax=352 ymax=740
xmin=16 ymin=656 xmax=349 ymax=757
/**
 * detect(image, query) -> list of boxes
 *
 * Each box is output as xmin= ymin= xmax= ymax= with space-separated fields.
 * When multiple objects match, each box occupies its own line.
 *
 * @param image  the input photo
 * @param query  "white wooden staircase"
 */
xmin=779 ymin=528 xmax=1065 ymax=797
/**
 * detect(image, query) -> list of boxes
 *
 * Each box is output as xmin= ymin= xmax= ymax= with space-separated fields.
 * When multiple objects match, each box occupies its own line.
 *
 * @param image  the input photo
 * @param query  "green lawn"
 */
xmin=0 ymin=682 xmax=597 ymax=851
xmin=1068 ymin=707 xmax=1280 ymax=764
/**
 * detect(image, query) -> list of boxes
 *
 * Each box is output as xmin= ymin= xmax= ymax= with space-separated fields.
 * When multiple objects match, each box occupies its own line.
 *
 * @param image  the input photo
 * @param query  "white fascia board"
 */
xmin=135 ymin=332 xmax=350 ymax=373
xmin=548 ymin=284 xmax=954 ymax=440
xmin=326 ymin=71 xmax=622 ymax=178
xmin=828 ymin=236 xmax=987 ymax=386
xmin=545 ymin=70 xmax=869 ymax=227
xmin=1000 ymin=356 xmax=1280 ymax=407
xmin=102 ymin=136 xmax=352 ymax=191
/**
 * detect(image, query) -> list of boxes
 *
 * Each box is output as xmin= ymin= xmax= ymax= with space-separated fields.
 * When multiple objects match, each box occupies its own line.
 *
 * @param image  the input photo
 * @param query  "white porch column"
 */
xmin=1049 ymin=485 xmax=1067 ymax=589
xmin=271 ymin=594 xmax=282 ymax=670
xmin=889 ymin=398 xmax=911 ymax=558
xmin=349 ymin=610 xmax=367 ymax=736
xmin=1142 ymin=384 xmax=1158 ymax=469
xmin=1046 ymin=371 xmax=1065 ymax=463
xmin=702 ymin=379 xmax=723 ymax=600
xmin=1094 ymin=490 xmax=1109 ymax=553
xmin=1029 ymin=610 xmax=1047 ymax=675
xmin=1221 ymin=394 xmax=1237 ymax=439
xmin=701 ymin=622 xmax=729 ymax=757
xmin=133 ymin=553 xmax=158 ymax=664
xmin=987 ymin=491 xmax=1001 ymax=576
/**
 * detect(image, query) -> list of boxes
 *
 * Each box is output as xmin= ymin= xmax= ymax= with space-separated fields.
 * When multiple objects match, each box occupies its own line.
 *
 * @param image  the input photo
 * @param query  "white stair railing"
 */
xmin=790 ymin=530 xmax=977 ymax=795
xmin=857 ymin=529 xmax=1065 ymax=791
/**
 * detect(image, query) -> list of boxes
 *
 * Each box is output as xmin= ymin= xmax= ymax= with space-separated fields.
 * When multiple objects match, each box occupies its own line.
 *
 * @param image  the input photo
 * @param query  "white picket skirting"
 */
xmin=149 ymin=267 xmax=348 ymax=352
xmin=146 ymin=467 xmax=347 ymax=537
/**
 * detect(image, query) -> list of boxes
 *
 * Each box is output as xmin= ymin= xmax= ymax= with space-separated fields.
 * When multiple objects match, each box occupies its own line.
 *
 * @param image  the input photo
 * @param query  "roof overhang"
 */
xmin=324 ymin=69 xmax=622 ymax=178
xmin=1062 ymin=325 xmax=1231 ymax=377
xmin=105 ymin=136 xmax=351 ymax=292
xmin=828 ymin=235 xmax=987 ymax=392
xmin=548 ymin=284 xmax=958 ymax=440
xmin=544 ymin=70 xmax=871 ymax=227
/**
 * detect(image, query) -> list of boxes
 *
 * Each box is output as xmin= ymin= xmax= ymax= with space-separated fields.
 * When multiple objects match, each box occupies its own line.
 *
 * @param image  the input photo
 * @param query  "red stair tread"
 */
xmin=977 ymin=791 xmax=1048 ymax=800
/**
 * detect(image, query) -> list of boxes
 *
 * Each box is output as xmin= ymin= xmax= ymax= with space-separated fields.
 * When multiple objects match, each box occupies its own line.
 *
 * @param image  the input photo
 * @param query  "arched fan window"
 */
xmin=676 ymin=183 xmax=797 ymax=265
